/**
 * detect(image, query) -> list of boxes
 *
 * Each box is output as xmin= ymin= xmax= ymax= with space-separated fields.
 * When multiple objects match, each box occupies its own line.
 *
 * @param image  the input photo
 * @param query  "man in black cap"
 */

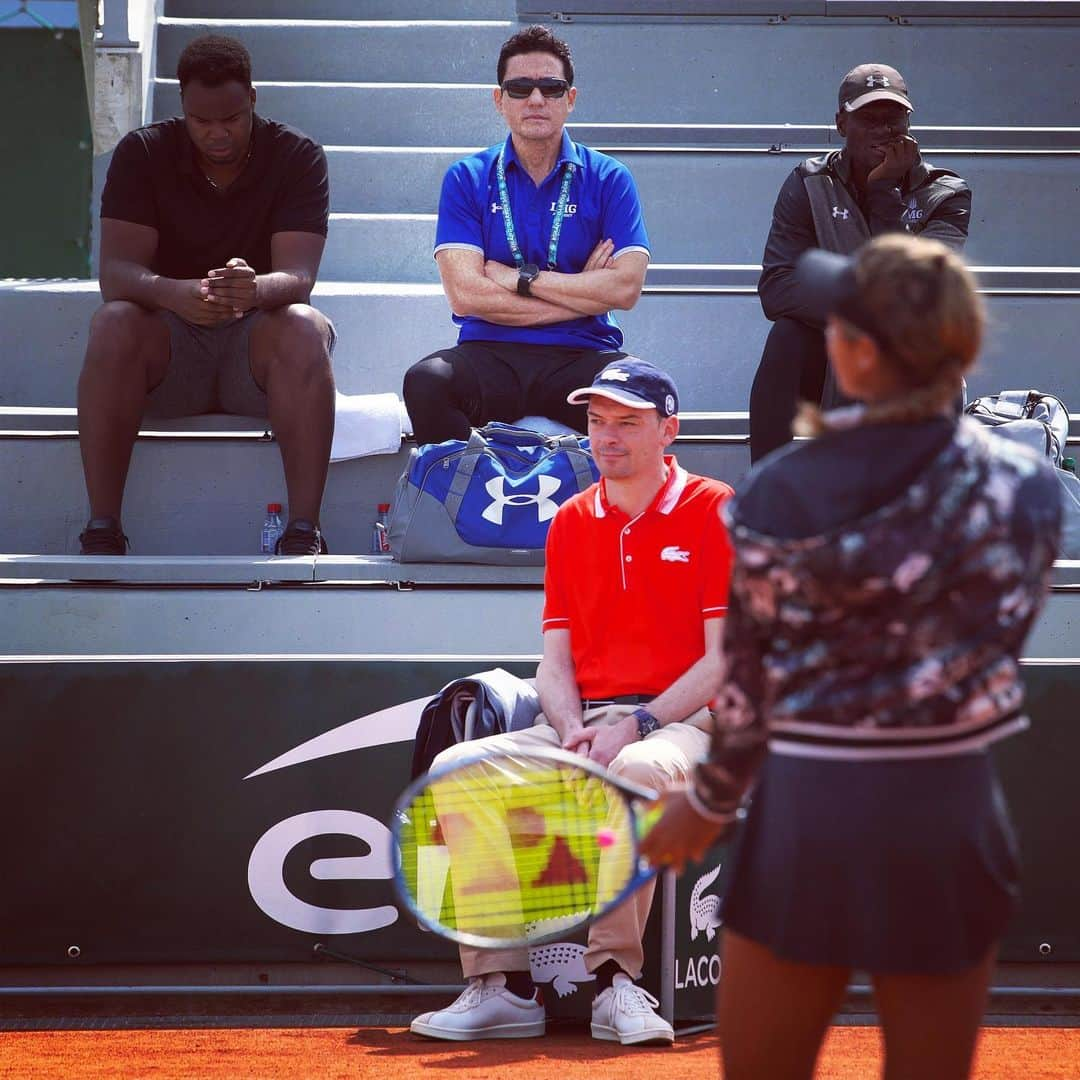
xmin=748 ymin=62 xmax=972 ymax=462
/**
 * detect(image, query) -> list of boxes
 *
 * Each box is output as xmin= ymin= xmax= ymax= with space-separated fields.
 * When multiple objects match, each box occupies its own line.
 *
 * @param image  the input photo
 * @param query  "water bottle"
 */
xmin=261 ymin=502 xmax=284 ymax=554
xmin=371 ymin=502 xmax=391 ymax=554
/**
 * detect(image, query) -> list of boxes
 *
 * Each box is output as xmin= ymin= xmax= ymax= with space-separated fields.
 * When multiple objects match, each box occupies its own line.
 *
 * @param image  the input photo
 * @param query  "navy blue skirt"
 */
xmin=721 ymin=751 xmax=1020 ymax=974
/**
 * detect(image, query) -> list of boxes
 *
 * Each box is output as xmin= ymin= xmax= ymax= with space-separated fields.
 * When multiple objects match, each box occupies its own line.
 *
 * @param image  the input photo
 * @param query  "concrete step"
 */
xmin=5 ymin=280 xmax=1080 ymax=411
xmin=324 ymin=143 xmax=1080 ymax=213
xmin=153 ymin=20 xmax=1080 ymax=126
xmin=317 ymin=146 xmax=1080 ymax=276
xmin=0 ymin=554 xmax=544 ymax=586
xmin=0 ymin=435 xmax=412 ymax=556
xmin=0 ymin=430 xmax=744 ymax=556
xmin=518 ymin=0 xmax=1080 ymax=18
xmin=164 ymin=1 xmax=514 ymax=17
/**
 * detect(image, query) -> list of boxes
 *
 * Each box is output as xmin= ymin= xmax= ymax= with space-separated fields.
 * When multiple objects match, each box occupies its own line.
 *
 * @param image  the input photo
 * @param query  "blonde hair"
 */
xmin=795 ymin=234 xmax=985 ymax=436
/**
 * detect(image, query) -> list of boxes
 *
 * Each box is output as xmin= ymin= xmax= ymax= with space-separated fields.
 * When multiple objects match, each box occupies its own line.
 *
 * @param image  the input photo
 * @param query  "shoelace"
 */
xmin=609 ymin=981 xmax=661 ymax=1017
xmin=448 ymin=977 xmax=490 ymax=1012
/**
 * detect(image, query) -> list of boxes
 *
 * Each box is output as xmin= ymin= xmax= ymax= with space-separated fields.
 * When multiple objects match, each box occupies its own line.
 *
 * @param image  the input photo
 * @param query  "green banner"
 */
xmin=0 ymin=28 xmax=91 ymax=277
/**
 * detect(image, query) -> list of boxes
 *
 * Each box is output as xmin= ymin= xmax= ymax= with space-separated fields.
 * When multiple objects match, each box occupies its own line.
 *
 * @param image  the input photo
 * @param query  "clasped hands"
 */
xmin=174 ymin=257 xmax=258 ymax=326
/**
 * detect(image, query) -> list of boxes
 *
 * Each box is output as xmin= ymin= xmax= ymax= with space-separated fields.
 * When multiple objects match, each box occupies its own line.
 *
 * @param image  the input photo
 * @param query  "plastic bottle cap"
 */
xmin=268 ymin=503 xmax=283 ymax=512
xmin=378 ymin=503 xmax=391 ymax=512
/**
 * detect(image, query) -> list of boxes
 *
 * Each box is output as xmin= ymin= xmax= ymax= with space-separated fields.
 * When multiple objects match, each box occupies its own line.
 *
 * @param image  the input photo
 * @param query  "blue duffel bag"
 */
xmin=387 ymin=423 xmax=599 ymax=564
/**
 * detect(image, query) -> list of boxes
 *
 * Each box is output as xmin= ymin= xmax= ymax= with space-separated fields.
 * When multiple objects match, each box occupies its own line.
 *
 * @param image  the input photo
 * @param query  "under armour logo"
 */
xmin=601 ymin=369 xmax=631 ymax=382
xmin=481 ymin=475 xmax=562 ymax=525
xmin=866 ymin=74 xmax=890 ymax=88
xmin=660 ymin=546 xmax=690 ymax=563
xmin=490 ymin=203 xmax=503 ymax=214
xmin=832 ymin=207 xmax=850 ymax=220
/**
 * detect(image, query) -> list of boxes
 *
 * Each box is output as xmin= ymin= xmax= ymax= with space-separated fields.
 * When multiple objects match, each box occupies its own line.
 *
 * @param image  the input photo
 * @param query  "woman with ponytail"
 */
xmin=643 ymin=234 xmax=1062 ymax=1079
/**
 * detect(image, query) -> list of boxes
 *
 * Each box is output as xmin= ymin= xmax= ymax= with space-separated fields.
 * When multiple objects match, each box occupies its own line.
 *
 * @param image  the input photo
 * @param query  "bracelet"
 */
xmin=685 ymin=782 xmax=737 ymax=826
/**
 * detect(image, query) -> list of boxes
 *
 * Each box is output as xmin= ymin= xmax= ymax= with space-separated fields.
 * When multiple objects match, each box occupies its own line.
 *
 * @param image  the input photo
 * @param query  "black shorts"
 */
xmin=427 ymin=340 xmax=625 ymax=430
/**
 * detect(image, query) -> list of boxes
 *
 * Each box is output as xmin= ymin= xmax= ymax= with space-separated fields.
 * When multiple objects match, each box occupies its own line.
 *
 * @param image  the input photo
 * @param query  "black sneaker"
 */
xmin=79 ymin=517 xmax=130 ymax=555
xmin=275 ymin=519 xmax=328 ymax=556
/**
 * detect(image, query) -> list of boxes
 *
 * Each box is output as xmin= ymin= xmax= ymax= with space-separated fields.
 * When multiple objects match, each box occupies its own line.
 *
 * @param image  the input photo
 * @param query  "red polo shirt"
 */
xmin=542 ymin=457 xmax=734 ymax=700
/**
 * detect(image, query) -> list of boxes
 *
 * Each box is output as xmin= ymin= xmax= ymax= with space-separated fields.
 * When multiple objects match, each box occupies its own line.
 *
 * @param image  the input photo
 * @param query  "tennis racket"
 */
xmin=391 ymin=745 xmax=661 ymax=948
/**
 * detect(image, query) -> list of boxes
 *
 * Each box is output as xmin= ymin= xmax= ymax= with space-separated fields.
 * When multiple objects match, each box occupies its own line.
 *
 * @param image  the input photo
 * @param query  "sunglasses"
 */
xmin=500 ymin=77 xmax=570 ymax=99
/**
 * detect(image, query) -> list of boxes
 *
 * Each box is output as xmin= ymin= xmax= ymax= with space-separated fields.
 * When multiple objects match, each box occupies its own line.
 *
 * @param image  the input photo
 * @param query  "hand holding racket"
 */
xmin=638 ymin=784 xmax=732 ymax=873
xmin=391 ymin=746 xmax=662 ymax=948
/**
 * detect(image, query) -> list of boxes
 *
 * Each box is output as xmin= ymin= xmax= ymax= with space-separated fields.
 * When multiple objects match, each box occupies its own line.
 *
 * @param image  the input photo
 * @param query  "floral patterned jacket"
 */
xmin=695 ymin=419 xmax=1062 ymax=821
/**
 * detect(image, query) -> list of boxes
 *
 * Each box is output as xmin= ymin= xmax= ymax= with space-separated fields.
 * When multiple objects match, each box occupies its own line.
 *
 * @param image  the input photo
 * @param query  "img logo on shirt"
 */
xmin=901 ymin=197 xmax=925 ymax=225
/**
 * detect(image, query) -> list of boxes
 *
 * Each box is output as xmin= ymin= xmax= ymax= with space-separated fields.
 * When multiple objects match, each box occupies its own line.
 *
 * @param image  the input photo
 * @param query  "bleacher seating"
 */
xmin=2 ymin=2 xmax=1079 ymax=558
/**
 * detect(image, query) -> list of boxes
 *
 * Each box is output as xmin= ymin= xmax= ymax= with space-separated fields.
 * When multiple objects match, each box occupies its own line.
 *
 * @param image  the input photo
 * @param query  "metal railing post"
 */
xmin=98 ymin=0 xmax=135 ymax=47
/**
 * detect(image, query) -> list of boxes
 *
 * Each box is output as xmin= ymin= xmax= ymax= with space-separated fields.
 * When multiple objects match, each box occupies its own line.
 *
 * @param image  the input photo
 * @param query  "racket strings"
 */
xmin=397 ymin=758 xmax=637 ymax=941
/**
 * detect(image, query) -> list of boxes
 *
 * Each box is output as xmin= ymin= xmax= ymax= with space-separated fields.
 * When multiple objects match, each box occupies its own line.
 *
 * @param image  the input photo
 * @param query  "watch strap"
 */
xmin=631 ymin=707 xmax=661 ymax=739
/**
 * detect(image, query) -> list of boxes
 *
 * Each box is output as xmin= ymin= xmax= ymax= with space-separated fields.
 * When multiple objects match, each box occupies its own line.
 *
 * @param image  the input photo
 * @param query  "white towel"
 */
xmin=330 ymin=391 xmax=409 ymax=462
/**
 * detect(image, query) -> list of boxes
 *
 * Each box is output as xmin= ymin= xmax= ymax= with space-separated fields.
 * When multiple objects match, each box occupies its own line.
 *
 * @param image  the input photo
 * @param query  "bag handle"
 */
xmin=553 ymin=434 xmax=598 ymax=493
xmin=443 ymin=444 xmax=485 ymax=523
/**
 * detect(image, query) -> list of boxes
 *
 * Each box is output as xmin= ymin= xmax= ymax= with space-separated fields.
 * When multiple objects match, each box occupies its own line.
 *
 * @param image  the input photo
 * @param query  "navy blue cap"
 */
xmin=567 ymin=357 xmax=679 ymax=418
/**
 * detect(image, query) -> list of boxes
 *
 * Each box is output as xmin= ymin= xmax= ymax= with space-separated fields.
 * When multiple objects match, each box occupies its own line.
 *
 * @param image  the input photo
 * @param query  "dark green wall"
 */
xmin=0 ymin=29 xmax=91 ymax=278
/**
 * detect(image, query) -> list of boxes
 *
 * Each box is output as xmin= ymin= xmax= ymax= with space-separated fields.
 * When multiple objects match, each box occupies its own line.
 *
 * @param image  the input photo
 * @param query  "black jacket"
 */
xmin=759 ymin=150 xmax=972 ymax=327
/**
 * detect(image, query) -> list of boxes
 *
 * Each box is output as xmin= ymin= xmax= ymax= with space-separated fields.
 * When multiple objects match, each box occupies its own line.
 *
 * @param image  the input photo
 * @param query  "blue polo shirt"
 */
xmin=433 ymin=132 xmax=650 ymax=350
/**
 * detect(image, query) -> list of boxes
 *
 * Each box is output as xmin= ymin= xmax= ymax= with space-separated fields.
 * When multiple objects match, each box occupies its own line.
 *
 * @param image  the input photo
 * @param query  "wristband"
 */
xmin=685 ymin=782 xmax=737 ymax=825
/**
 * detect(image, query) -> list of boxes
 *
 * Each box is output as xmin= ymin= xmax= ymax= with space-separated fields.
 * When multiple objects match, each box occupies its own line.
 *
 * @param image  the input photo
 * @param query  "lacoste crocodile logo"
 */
xmin=689 ymin=863 xmax=724 ymax=942
xmin=660 ymin=546 xmax=690 ymax=563
xmin=529 ymin=942 xmax=594 ymax=998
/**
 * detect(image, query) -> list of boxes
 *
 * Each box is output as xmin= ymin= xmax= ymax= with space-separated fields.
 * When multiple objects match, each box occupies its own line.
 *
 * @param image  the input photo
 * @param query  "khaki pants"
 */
xmin=429 ymin=705 xmax=711 ymax=981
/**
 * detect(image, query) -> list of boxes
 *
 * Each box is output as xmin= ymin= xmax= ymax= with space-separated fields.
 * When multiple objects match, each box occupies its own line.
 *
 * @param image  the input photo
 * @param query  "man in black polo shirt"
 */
xmin=77 ymin=34 xmax=335 ymax=555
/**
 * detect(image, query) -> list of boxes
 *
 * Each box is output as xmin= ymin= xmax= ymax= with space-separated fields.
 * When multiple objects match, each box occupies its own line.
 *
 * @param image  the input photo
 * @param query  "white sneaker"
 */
xmin=410 ymin=974 xmax=546 ymax=1041
xmin=591 ymin=973 xmax=674 ymax=1046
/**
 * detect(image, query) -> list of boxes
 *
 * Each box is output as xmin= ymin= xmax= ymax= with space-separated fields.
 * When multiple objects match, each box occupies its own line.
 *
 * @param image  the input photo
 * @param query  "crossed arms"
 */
xmin=436 ymin=243 xmax=649 ymax=328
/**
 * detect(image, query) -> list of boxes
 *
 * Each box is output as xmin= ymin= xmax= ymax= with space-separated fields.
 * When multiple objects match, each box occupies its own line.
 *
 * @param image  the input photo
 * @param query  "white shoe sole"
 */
xmin=590 ymin=1022 xmax=675 ymax=1046
xmin=411 ymin=1017 xmax=546 ymax=1041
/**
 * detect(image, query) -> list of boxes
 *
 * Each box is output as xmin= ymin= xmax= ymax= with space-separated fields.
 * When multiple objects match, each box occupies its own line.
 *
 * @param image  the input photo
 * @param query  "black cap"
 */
xmin=795 ymin=249 xmax=880 ymax=342
xmin=839 ymin=63 xmax=913 ymax=113
xmin=566 ymin=356 xmax=679 ymax=417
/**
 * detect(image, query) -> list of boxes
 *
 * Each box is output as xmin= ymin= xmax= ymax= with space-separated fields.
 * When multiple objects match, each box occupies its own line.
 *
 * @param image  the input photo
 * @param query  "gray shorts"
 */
xmin=145 ymin=309 xmax=337 ymax=419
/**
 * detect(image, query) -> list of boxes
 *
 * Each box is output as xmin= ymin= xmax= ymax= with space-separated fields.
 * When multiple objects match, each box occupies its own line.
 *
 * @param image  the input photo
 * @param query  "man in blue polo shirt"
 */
xmin=402 ymin=24 xmax=650 ymax=445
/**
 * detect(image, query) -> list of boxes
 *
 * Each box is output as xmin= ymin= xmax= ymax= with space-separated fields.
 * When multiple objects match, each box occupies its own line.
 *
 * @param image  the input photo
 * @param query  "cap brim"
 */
xmin=794 ymin=249 xmax=858 ymax=326
xmin=566 ymin=386 xmax=657 ymax=409
xmin=843 ymin=89 xmax=914 ymax=112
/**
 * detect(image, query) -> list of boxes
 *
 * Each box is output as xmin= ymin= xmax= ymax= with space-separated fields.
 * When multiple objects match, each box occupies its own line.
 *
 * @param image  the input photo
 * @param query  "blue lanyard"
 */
xmin=496 ymin=144 xmax=576 ymax=271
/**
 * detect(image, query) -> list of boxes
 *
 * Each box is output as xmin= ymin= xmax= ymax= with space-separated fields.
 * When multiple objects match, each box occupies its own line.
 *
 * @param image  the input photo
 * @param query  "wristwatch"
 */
xmin=631 ymin=707 xmax=662 ymax=739
xmin=517 ymin=262 xmax=541 ymax=297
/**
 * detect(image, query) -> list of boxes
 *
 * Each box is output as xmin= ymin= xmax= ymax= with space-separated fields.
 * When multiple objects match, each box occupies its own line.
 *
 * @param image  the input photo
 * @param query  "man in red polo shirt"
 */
xmin=410 ymin=357 xmax=733 ymax=1047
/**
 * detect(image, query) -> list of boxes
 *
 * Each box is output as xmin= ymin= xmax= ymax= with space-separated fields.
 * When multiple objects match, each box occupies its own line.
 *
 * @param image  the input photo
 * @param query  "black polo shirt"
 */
xmin=100 ymin=114 xmax=329 ymax=280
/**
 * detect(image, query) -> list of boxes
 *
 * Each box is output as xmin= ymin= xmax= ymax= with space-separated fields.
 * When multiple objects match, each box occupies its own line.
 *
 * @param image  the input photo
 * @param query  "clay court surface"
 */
xmin=2 ymin=1024 xmax=1077 ymax=1079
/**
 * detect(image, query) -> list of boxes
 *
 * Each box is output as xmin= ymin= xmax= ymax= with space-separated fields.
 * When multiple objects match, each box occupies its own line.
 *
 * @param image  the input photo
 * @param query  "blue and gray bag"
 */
xmin=387 ymin=423 xmax=599 ymax=564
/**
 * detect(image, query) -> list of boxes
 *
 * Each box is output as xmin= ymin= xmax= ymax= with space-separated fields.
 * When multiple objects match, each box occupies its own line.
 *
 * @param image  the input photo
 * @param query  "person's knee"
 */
xmin=260 ymin=305 xmax=333 ymax=386
xmin=269 ymin=304 xmax=331 ymax=356
xmin=84 ymin=302 xmax=156 ymax=371
xmin=403 ymin=354 xmax=454 ymax=408
xmin=607 ymin=743 xmax=668 ymax=791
